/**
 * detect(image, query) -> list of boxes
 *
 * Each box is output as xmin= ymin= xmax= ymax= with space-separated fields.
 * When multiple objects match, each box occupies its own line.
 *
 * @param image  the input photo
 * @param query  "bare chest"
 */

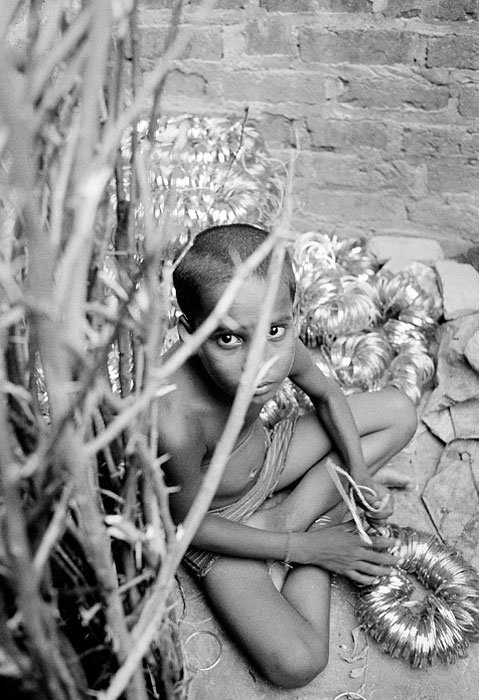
xmin=201 ymin=417 xmax=268 ymax=508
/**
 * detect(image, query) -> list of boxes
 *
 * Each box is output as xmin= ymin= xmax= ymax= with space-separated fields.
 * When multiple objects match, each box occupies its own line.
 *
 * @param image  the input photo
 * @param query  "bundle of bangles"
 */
xmin=328 ymin=462 xmax=479 ymax=668
xmin=356 ymin=523 xmax=479 ymax=668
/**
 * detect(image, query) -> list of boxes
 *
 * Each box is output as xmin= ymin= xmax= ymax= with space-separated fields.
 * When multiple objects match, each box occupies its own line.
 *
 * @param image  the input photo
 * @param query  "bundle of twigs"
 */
xmin=0 ymin=2 xmax=289 ymax=699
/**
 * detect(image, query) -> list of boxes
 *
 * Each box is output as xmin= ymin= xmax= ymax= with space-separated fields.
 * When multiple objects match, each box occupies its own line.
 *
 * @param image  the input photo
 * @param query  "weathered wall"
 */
xmin=139 ymin=0 xmax=479 ymax=254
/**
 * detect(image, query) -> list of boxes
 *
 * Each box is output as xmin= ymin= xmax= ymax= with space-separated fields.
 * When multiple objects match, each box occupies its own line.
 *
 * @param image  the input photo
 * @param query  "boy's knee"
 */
xmin=263 ymin=636 xmax=328 ymax=689
xmin=387 ymin=387 xmax=418 ymax=445
xmin=397 ymin=390 xmax=418 ymax=441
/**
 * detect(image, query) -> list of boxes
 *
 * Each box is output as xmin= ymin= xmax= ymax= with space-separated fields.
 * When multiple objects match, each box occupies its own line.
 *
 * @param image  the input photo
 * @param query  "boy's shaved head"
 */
xmin=173 ymin=223 xmax=296 ymax=326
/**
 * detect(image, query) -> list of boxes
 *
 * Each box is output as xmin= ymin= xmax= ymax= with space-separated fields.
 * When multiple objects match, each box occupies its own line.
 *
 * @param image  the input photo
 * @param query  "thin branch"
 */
xmin=147 ymin=0 xmax=185 ymax=139
xmin=49 ymin=114 xmax=81 ymax=250
xmin=33 ymin=483 xmax=73 ymax=578
xmin=30 ymin=5 xmax=93 ymax=104
xmin=95 ymin=0 xmax=217 ymax=171
xmin=34 ymin=42 xmax=89 ymax=132
xmin=0 ymin=0 xmax=23 ymax=43
xmin=84 ymin=384 xmax=175 ymax=458
xmin=0 ymin=332 xmax=81 ymax=700
xmin=32 ymin=0 xmax=65 ymax=65
xmin=58 ymin=427 xmax=148 ymax=700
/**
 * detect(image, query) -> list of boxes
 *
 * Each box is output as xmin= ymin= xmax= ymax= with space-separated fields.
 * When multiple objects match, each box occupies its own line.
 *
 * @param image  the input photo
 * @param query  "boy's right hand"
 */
xmin=300 ymin=522 xmax=398 ymax=585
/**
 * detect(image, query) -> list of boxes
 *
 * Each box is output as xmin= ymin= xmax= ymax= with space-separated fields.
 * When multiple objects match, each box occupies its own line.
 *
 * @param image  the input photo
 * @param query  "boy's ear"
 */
xmin=177 ymin=314 xmax=193 ymax=342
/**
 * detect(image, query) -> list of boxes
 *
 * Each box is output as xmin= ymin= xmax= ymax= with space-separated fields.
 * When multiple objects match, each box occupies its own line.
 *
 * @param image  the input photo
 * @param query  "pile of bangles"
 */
xmin=118 ymin=114 xmax=286 ymax=257
xmin=356 ymin=524 xmax=479 ymax=668
xmin=261 ymin=232 xmax=441 ymax=426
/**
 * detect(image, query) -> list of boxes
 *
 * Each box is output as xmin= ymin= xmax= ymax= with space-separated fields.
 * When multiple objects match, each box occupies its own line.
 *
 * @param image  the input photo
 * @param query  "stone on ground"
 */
xmin=465 ymin=329 xmax=479 ymax=373
xmin=367 ymin=236 xmax=444 ymax=265
xmin=435 ymin=260 xmax=479 ymax=320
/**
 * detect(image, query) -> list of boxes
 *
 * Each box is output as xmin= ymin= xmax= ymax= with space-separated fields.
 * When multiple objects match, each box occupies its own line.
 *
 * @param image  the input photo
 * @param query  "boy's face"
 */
xmin=190 ymin=276 xmax=297 ymax=404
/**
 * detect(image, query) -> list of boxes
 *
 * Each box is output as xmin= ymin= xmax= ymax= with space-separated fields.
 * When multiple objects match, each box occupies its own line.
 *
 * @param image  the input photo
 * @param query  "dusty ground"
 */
xmin=176 ymin=375 xmax=479 ymax=700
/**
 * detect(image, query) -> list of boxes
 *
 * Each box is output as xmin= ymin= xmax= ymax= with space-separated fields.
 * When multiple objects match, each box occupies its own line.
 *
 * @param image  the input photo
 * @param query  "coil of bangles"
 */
xmin=326 ymin=462 xmax=479 ymax=669
xmin=355 ymin=524 xmax=479 ymax=668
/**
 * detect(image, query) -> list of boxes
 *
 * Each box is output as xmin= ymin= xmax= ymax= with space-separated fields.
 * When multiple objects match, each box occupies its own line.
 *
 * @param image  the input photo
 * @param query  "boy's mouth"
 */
xmin=253 ymin=382 xmax=277 ymax=396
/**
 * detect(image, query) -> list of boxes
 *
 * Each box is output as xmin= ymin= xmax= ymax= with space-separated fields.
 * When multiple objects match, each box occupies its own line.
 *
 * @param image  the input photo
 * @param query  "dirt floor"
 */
xmin=176 ymin=373 xmax=479 ymax=700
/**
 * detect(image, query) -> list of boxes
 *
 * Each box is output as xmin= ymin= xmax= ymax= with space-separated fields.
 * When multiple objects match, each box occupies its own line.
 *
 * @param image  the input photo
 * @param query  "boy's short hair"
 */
xmin=173 ymin=223 xmax=296 ymax=325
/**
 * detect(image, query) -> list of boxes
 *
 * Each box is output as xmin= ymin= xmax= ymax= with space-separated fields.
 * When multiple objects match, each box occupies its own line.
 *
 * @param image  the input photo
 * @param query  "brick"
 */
xmin=142 ymin=0 xmax=250 ymax=7
xmin=426 ymin=35 xmax=479 ymax=70
xmin=402 ymin=126 xmax=479 ymax=158
xmin=299 ymin=28 xmax=414 ymax=65
xmin=140 ymin=25 xmax=224 ymax=61
xmin=428 ymin=159 xmax=479 ymax=194
xmin=407 ymin=196 xmax=479 ymax=237
xmin=295 ymin=152 xmax=414 ymax=192
xmin=432 ymin=0 xmax=479 ymax=21
xmin=245 ymin=18 xmax=296 ymax=56
xmin=295 ymin=153 xmax=379 ymax=190
xmin=379 ymin=0 xmax=478 ymax=20
xmin=260 ymin=0 xmax=371 ymax=11
xmin=435 ymin=260 xmax=479 ymax=319
xmin=302 ymin=188 xmax=407 ymax=224
xmin=222 ymin=70 xmax=326 ymax=104
xmin=307 ymin=117 xmax=388 ymax=150
xmin=163 ymin=69 xmax=208 ymax=97
xmin=339 ymin=76 xmax=450 ymax=111
xmin=378 ymin=0 xmax=425 ymax=18
xmin=458 ymin=85 xmax=479 ymax=118
xmin=255 ymin=114 xmax=300 ymax=148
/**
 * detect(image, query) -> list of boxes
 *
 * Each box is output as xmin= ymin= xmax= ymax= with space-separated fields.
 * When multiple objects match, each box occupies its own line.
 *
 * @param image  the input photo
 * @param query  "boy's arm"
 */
xmin=159 ymin=395 xmax=396 ymax=582
xmin=289 ymin=339 xmax=391 ymax=515
xmin=289 ymin=339 xmax=367 ymax=477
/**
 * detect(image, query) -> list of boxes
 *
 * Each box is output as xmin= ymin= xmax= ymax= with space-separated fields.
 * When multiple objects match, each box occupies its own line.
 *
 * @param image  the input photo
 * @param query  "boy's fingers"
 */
xmin=368 ymin=535 xmax=397 ymax=549
xmin=357 ymin=561 xmax=395 ymax=577
xmin=361 ymin=546 xmax=398 ymax=566
xmin=348 ymin=569 xmax=391 ymax=585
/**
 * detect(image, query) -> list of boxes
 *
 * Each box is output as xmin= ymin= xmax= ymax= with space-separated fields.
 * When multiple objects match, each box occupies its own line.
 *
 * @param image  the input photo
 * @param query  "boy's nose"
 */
xmin=260 ymin=348 xmax=280 ymax=378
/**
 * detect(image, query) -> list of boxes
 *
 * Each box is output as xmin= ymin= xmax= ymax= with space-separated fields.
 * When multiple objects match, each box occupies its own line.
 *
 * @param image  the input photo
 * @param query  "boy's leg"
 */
xmin=202 ymin=554 xmax=331 ymax=689
xmin=252 ymin=386 xmax=417 ymax=533
xmin=200 ymin=389 xmax=415 ymax=688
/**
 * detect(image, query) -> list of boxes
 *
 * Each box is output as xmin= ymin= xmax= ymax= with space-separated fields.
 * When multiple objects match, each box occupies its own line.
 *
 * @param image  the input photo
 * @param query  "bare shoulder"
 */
xmin=156 ymin=347 xmax=204 ymax=452
xmin=156 ymin=344 xmax=213 ymax=519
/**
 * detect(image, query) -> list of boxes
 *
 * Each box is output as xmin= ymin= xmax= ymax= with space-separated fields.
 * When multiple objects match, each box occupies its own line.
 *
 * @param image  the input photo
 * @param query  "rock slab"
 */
xmin=435 ymin=260 xmax=479 ymax=320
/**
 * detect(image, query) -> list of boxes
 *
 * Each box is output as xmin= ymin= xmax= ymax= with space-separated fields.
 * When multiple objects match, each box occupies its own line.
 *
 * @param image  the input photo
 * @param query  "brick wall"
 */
xmin=139 ymin=0 xmax=479 ymax=255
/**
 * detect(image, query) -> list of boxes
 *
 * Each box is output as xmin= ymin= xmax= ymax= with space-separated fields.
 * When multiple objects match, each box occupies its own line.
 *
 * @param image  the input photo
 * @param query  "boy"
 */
xmin=159 ymin=224 xmax=417 ymax=688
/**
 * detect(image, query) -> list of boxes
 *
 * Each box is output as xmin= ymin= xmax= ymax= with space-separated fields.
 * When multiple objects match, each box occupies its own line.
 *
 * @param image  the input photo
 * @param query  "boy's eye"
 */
xmin=269 ymin=325 xmax=286 ymax=339
xmin=216 ymin=333 xmax=242 ymax=348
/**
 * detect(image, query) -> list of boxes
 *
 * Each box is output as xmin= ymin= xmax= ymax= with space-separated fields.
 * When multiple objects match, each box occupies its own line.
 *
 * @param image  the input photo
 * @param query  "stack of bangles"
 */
xmin=322 ymin=461 xmax=479 ymax=668
xmin=355 ymin=524 xmax=479 ymax=668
